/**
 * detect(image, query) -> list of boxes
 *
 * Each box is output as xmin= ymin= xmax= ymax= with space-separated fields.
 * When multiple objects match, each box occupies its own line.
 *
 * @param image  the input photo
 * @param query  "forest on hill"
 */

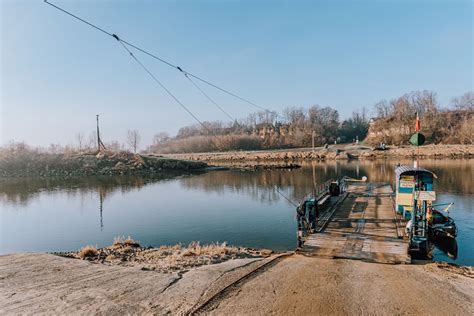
xmin=147 ymin=91 xmax=473 ymax=154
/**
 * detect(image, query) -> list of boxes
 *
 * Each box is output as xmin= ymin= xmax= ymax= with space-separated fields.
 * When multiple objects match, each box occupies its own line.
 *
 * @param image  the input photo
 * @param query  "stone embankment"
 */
xmin=0 ymin=151 xmax=207 ymax=178
xmin=166 ymin=144 xmax=474 ymax=165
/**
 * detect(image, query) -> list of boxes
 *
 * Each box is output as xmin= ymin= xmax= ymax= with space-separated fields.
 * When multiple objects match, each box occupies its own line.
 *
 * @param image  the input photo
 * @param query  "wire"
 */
xmin=186 ymin=73 xmax=267 ymax=112
xmin=43 ymin=0 xmax=113 ymax=37
xmin=182 ymin=71 xmax=235 ymax=121
xmin=43 ymin=0 xmax=272 ymax=114
xmin=275 ymin=187 xmax=299 ymax=208
xmin=115 ymin=38 xmax=210 ymax=133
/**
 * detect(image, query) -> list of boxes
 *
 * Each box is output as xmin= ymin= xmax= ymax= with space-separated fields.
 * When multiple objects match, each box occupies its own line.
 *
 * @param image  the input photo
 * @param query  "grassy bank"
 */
xmin=0 ymin=150 xmax=208 ymax=178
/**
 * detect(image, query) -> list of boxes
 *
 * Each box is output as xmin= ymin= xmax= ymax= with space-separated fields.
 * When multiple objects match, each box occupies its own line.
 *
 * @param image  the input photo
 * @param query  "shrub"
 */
xmin=78 ymin=245 xmax=98 ymax=259
xmin=112 ymin=236 xmax=140 ymax=248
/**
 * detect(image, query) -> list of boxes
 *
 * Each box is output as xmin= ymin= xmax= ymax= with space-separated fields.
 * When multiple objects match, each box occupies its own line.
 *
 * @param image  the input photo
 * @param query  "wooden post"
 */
xmin=96 ymin=115 xmax=101 ymax=152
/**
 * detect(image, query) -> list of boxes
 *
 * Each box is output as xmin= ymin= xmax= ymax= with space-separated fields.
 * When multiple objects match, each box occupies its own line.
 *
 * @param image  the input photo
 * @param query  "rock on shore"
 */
xmin=165 ymin=144 xmax=474 ymax=165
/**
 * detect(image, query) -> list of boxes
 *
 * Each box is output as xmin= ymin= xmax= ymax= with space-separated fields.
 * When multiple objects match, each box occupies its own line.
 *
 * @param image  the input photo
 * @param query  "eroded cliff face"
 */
xmin=365 ymin=110 xmax=474 ymax=145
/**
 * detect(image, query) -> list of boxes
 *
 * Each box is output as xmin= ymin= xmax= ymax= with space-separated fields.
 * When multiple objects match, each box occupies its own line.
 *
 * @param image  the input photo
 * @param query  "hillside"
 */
xmin=366 ymin=110 xmax=474 ymax=145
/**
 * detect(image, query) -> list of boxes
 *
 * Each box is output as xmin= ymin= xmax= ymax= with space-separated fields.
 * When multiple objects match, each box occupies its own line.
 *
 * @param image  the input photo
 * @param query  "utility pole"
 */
xmin=96 ymin=114 xmax=106 ymax=152
xmin=96 ymin=114 xmax=101 ymax=152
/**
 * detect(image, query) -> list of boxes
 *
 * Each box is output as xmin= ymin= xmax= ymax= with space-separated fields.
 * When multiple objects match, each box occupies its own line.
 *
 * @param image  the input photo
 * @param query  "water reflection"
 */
xmin=181 ymin=159 xmax=474 ymax=202
xmin=1 ymin=160 xmax=473 ymax=214
xmin=0 ymin=159 xmax=472 ymax=265
xmin=0 ymin=172 xmax=203 ymax=230
xmin=1 ymin=160 xmax=473 ymax=220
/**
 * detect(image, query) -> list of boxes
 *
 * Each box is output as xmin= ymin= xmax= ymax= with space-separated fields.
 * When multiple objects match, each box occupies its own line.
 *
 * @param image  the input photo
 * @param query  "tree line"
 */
xmin=367 ymin=91 xmax=473 ymax=145
xmin=149 ymin=90 xmax=472 ymax=154
xmin=2 ymin=90 xmax=472 ymax=156
xmin=147 ymin=105 xmax=370 ymax=154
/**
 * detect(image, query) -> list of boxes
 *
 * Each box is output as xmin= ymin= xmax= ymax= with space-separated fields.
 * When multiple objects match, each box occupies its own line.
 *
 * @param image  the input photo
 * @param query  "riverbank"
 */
xmin=0 ymin=151 xmax=207 ymax=178
xmin=56 ymin=237 xmax=273 ymax=273
xmin=165 ymin=144 xmax=474 ymax=166
xmin=1 ymin=252 xmax=472 ymax=314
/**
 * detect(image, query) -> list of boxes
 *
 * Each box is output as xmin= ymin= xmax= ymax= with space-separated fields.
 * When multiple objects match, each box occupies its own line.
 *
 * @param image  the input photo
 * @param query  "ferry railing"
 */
xmin=297 ymin=178 xmax=350 ymax=247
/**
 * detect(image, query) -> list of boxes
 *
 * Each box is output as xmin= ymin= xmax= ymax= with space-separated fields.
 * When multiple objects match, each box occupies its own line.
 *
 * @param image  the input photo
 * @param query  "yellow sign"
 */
xmin=400 ymin=176 xmax=414 ymax=188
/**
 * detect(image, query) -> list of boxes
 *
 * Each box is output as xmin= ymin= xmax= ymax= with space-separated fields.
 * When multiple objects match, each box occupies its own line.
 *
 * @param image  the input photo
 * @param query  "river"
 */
xmin=1 ymin=159 xmax=473 ymax=265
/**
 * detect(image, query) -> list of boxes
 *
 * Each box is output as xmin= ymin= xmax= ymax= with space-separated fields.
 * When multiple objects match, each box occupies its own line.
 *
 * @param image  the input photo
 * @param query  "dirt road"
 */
xmin=203 ymin=255 xmax=474 ymax=315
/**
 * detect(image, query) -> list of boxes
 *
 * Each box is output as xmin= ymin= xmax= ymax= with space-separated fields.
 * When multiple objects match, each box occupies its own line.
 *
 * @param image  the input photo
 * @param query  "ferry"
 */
xmin=394 ymin=164 xmax=457 ymax=256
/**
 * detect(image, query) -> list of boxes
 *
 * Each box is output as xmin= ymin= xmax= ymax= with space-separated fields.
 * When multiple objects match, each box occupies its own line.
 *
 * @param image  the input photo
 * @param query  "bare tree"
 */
xmin=153 ymin=132 xmax=170 ymax=145
xmin=373 ymin=99 xmax=392 ymax=118
xmin=451 ymin=91 xmax=474 ymax=111
xmin=245 ymin=112 xmax=257 ymax=127
xmin=127 ymin=129 xmax=141 ymax=153
xmin=75 ymin=132 xmax=85 ymax=151
xmin=283 ymin=107 xmax=306 ymax=127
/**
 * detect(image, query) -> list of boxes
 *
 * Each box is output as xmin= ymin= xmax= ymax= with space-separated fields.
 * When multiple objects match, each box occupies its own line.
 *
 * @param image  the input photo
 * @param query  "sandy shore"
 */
xmin=1 ymin=252 xmax=472 ymax=315
xmin=165 ymin=144 xmax=474 ymax=166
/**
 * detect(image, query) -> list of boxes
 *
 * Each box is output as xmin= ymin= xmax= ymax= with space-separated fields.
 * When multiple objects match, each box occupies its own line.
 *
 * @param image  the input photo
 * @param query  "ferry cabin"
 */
xmin=395 ymin=165 xmax=437 ymax=218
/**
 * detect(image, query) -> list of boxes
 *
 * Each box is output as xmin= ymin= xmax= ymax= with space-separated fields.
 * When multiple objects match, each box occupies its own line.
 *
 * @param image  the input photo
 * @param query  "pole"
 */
xmin=312 ymin=130 xmax=315 ymax=152
xmin=417 ymin=145 xmax=420 ymax=169
xmin=415 ymin=111 xmax=420 ymax=169
xmin=96 ymin=114 xmax=100 ymax=152
xmin=99 ymin=188 xmax=104 ymax=230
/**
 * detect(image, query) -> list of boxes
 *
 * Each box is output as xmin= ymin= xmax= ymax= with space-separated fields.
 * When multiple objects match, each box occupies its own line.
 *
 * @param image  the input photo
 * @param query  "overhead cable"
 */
xmin=43 ymin=0 xmax=272 ymax=116
xmin=115 ymin=36 xmax=210 ymax=133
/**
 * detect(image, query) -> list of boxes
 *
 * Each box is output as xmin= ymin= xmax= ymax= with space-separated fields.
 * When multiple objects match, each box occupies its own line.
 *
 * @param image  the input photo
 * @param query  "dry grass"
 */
xmin=181 ymin=241 xmax=238 ymax=257
xmin=60 ymin=239 xmax=266 ymax=273
xmin=78 ymin=245 xmax=98 ymax=259
xmin=112 ymin=236 xmax=141 ymax=249
xmin=134 ymin=241 xmax=248 ymax=272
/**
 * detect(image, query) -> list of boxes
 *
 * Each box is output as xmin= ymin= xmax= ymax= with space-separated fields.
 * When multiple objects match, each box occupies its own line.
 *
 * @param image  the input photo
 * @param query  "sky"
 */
xmin=1 ymin=0 xmax=472 ymax=149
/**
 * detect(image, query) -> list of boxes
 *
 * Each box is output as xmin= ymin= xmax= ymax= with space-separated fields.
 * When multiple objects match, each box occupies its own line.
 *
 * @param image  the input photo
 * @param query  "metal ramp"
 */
xmin=300 ymin=183 xmax=410 ymax=264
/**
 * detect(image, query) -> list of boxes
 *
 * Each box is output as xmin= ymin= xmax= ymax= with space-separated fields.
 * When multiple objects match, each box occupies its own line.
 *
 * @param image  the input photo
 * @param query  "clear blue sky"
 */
xmin=1 ymin=0 xmax=472 ymax=148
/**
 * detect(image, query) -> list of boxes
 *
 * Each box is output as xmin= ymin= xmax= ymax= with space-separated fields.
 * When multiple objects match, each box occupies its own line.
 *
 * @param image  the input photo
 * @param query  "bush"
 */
xmin=78 ymin=245 xmax=98 ymax=259
xmin=112 ymin=236 xmax=141 ymax=248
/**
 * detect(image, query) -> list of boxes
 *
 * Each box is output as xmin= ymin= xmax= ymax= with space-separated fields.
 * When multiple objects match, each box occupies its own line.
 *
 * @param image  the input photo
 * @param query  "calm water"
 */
xmin=1 ymin=159 xmax=473 ymax=265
